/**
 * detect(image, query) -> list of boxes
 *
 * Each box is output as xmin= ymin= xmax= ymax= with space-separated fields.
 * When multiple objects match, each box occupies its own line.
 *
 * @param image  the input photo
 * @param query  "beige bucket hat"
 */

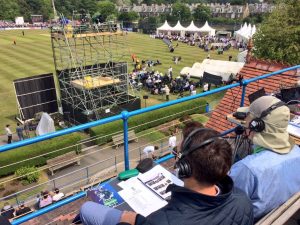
xmin=240 ymin=96 xmax=294 ymax=154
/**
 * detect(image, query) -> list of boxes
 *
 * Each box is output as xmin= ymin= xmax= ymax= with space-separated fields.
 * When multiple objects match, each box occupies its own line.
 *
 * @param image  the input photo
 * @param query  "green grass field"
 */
xmin=0 ymin=30 xmax=238 ymax=134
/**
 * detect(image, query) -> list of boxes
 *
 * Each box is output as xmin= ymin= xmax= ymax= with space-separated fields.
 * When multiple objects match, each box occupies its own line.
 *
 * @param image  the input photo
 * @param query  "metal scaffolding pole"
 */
xmin=50 ymin=12 xmax=139 ymax=124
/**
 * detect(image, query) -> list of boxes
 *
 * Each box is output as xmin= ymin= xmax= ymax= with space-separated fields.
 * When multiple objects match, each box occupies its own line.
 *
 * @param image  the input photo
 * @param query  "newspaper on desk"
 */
xmin=118 ymin=165 xmax=183 ymax=217
xmin=288 ymin=115 xmax=300 ymax=138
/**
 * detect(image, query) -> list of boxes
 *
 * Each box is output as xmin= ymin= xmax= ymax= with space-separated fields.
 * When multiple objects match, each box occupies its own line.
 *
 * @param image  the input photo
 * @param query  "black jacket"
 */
xmin=1 ymin=207 xmax=14 ymax=220
xmin=118 ymin=176 xmax=253 ymax=225
xmin=0 ymin=215 xmax=12 ymax=225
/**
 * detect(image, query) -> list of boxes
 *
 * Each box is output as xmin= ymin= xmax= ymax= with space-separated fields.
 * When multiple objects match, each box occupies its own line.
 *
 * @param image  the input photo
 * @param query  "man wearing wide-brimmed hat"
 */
xmin=230 ymin=96 xmax=300 ymax=221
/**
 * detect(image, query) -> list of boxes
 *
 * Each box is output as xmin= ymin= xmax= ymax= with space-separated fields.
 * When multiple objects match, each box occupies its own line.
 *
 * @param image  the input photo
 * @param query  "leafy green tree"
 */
xmin=106 ymin=14 xmax=117 ymax=22
xmin=230 ymin=0 xmax=246 ymax=5
xmin=78 ymin=0 xmax=97 ymax=15
xmin=139 ymin=16 xmax=158 ymax=33
xmin=243 ymin=13 xmax=264 ymax=24
xmin=172 ymin=2 xmax=191 ymax=22
xmin=210 ymin=17 xmax=240 ymax=25
xmin=94 ymin=1 xmax=117 ymax=22
xmin=142 ymin=0 xmax=154 ymax=4
xmin=165 ymin=0 xmax=177 ymax=3
xmin=51 ymin=0 xmax=77 ymax=18
xmin=253 ymin=0 xmax=300 ymax=64
xmin=131 ymin=0 xmax=139 ymax=4
xmin=193 ymin=4 xmax=210 ymax=22
xmin=118 ymin=11 xmax=139 ymax=22
xmin=0 ymin=0 xmax=20 ymax=20
xmin=15 ymin=166 xmax=40 ymax=185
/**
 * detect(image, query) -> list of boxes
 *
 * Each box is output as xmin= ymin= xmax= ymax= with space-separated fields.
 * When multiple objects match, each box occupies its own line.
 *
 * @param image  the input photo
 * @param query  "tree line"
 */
xmin=0 ymin=0 xmax=264 ymax=22
xmin=0 ymin=0 xmax=297 ymax=65
xmin=0 ymin=0 xmax=104 ymax=21
xmin=141 ymin=0 xmax=260 ymax=5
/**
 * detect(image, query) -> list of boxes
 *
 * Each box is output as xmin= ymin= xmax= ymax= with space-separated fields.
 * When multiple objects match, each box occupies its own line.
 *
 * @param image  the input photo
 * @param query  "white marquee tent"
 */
xmin=171 ymin=21 xmax=185 ymax=31
xmin=170 ymin=21 xmax=186 ymax=37
xmin=252 ymin=25 xmax=256 ymax=36
xmin=180 ymin=59 xmax=245 ymax=81
xmin=156 ymin=20 xmax=216 ymax=37
xmin=237 ymin=50 xmax=248 ymax=63
xmin=198 ymin=21 xmax=216 ymax=36
xmin=235 ymin=23 xmax=257 ymax=42
xmin=156 ymin=20 xmax=172 ymax=35
xmin=185 ymin=21 xmax=201 ymax=32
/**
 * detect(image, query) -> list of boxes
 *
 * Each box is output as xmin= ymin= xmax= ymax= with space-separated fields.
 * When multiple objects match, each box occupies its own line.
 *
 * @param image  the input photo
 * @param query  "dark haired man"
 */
xmin=1 ymin=203 xmax=14 ymax=220
xmin=5 ymin=125 xmax=12 ymax=144
xmin=79 ymin=127 xmax=253 ymax=225
xmin=0 ymin=215 xmax=12 ymax=225
xmin=16 ymin=123 xmax=24 ymax=141
xmin=16 ymin=201 xmax=31 ymax=216
xmin=52 ymin=188 xmax=65 ymax=202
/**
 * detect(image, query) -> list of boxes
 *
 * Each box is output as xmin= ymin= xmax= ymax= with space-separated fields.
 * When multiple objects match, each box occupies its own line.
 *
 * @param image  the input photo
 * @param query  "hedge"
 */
xmin=0 ymin=133 xmax=82 ymax=177
xmin=90 ymin=98 xmax=207 ymax=145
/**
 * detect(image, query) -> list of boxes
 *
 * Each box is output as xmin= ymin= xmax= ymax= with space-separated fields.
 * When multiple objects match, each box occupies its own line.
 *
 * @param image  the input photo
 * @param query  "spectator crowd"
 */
xmin=0 ymin=188 xmax=64 ymax=223
xmin=0 ymin=20 xmax=48 ymax=30
xmin=152 ymin=33 xmax=247 ymax=53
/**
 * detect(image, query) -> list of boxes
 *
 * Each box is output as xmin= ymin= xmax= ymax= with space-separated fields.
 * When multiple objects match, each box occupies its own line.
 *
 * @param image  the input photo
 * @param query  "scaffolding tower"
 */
xmin=51 ymin=12 xmax=140 ymax=124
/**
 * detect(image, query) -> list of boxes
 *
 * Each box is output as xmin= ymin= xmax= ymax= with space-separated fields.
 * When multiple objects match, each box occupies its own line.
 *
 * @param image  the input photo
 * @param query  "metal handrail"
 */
xmin=4 ymin=64 xmax=300 ymax=225
xmin=2 ymin=137 xmax=173 ymax=205
xmin=2 ymin=65 xmax=299 ymax=154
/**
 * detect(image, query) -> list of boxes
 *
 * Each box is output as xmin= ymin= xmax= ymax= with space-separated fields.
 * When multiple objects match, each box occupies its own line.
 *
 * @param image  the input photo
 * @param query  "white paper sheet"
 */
xmin=137 ymin=165 xmax=184 ymax=200
xmin=118 ymin=177 xmax=167 ymax=216
xmin=288 ymin=124 xmax=300 ymax=138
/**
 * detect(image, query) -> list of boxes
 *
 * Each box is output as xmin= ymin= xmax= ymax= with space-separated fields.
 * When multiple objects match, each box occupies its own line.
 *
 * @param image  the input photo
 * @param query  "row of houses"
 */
xmin=118 ymin=3 xmax=275 ymax=19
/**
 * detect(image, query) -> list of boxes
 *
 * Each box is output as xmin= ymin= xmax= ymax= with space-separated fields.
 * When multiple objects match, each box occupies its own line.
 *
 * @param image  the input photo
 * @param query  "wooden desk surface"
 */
xmin=226 ymin=114 xmax=300 ymax=145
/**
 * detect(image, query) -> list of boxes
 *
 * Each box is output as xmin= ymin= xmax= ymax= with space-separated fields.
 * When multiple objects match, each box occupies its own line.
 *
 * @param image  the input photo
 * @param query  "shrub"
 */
xmin=0 ymin=133 xmax=82 ymax=177
xmin=179 ymin=114 xmax=191 ymax=123
xmin=90 ymin=98 xmax=206 ymax=145
xmin=3 ymin=189 xmax=16 ymax=197
xmin=15 ymin=166 xmax=40 ymax=185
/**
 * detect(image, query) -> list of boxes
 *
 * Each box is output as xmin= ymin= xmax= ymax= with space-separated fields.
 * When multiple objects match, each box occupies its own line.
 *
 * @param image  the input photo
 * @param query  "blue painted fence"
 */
xmin=2 ymin=64 xmax=298 ymax=225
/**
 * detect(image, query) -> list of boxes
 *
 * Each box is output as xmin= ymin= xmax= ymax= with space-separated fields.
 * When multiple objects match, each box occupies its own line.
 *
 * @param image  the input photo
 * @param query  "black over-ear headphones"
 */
xmin=249 ymin=101 xmax=286 ymax=133
xmin=175 ymin=128 xmax=219 ymax=179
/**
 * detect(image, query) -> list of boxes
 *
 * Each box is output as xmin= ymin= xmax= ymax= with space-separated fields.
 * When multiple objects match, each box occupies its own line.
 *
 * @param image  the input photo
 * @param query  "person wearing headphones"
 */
xmin=230 ymin=96 xmax=300 ymax=221
xmin=79 ymin=126 xmax=253 ymax=225
xmin=0 ymin=215 xmax=12 ymax=225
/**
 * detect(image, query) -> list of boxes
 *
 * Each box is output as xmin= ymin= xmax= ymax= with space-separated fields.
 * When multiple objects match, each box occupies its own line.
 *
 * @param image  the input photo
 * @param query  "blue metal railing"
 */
xmin=11 ymin=154 xmax=176 ymax=225
xmin=3 ymin=64 xmax=299 ymax=225
xmin=10 ymin=128 xmax=238 ymax=225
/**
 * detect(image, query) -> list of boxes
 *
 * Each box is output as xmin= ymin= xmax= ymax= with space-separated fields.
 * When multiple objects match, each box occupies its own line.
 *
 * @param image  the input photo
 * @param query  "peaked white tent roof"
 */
xmin=198 ymin=21 xmax=215 ymax=36
xmin=180 ymin=59 xmax=244 ymax=81
xmin=185 ymin=21 xmax=201 ymax=32
xmin=251 ymin=25 xmax=256 ymax=36
xmin=157 ymin=20 xmax=172 ymax=31
xmin=171 ymin=21 xmax=185 ymax=31
xmin=236 ymin=22 xmax=247 ymax=35
xmin=235 ymin=23 xmax=257 ymax=41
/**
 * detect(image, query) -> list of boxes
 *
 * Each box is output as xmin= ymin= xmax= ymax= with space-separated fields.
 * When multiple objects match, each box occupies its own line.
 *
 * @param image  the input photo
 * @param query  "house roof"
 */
xmin=205 ymin=59 xmax=299 ymax=133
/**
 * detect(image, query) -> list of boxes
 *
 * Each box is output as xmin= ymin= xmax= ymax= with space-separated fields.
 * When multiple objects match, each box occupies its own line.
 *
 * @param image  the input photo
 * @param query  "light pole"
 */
xmin=51 ymin=0 xmax=58 ymax=21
